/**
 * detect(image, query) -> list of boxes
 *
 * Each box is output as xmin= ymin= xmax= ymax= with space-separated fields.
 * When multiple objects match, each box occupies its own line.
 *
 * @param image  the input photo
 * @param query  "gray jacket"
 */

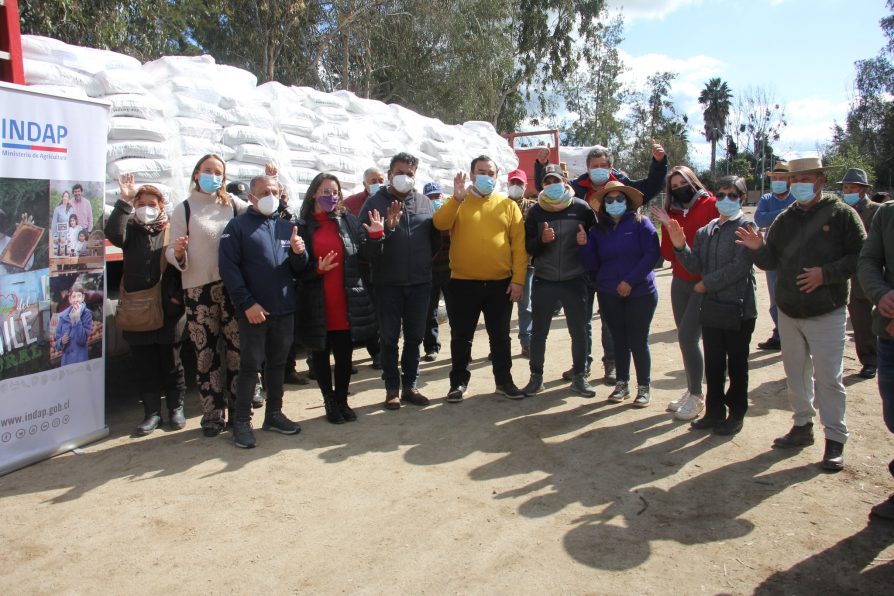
xmin=674 ymin=214 xmax=758 ymax=320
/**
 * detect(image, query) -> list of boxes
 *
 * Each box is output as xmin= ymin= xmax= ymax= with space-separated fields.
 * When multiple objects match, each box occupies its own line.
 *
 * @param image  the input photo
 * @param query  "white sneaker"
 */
xmin=674 ymin=394 xmax=705 ymax=421
xmin=666 ymin=391 xmax=691 ymax=412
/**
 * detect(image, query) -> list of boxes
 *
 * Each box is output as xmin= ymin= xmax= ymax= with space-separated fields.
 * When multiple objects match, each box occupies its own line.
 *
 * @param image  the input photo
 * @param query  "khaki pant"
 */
xmin=778 ymin=307 xmax=848 ymax=443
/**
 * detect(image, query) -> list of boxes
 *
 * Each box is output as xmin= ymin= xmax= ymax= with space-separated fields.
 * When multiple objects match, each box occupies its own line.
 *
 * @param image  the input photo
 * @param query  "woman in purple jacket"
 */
xmin=579 ymin=181 xmax=660 ymax=406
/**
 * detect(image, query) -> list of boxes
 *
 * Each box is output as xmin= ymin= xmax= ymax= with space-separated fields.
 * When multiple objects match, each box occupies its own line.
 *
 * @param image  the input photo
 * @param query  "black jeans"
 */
xmin=361 ymin=264 xmax=381 ymax=359
xmin=702 ymin=318 xmax=756 ymax=420
xmin=376 ymin=282 xmax=431 ymax=390
xmin=128 ymin=342 xmax=186 ymax=404
xmin=446 ymin=278 xmax=514 ymax=387
xmin=424 ymin=269 xmax=452 ymax=354
xmin=598 ymin=291 xmax=658 ymax=385
xmin=529 ymin=276 xmax=589 ymax=376
xmin=235 ymin=314 xmax=293 ymax=421
xmin=312 ymin=330 xmax=353 ymax=398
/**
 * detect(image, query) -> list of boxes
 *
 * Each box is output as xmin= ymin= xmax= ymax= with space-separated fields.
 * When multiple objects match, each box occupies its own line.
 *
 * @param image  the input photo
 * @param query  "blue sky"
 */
xmin=601 ymin=0 xmax=890 ymax=166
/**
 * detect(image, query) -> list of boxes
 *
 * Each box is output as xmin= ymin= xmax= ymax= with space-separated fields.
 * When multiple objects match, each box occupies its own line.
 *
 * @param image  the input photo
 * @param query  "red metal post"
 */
xmin=1 ymin=0 xmax=26 ymax=84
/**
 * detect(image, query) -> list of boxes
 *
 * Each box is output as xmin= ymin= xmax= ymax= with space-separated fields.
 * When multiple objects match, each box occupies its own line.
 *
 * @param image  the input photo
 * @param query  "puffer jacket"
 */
xmin=296 ymin=212 xmax=376 ymax=351
xmin=525 ymin=197 xmax=595 ymax=282
xmin=674 ymin=214 xmax=758 ymax=320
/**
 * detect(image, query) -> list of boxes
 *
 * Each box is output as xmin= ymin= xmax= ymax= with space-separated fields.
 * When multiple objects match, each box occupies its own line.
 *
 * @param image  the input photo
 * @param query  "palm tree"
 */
xmin=698 ymin=78 xmax=733 ymax=176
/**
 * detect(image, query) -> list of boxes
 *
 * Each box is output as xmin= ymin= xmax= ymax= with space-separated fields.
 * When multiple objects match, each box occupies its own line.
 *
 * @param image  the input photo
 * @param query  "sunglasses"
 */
xmin=603 ymin=194 xmax=627 ymax=204
xmin=715 ymin=192 xmax=741 ymax=200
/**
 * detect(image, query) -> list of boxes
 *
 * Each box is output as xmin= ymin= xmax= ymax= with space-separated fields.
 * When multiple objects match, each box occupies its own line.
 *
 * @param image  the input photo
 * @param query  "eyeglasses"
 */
xmin=716 ymin=192 xmax=741 ymax=200
xmin=603 ymin=194 xmax=626 ymax=204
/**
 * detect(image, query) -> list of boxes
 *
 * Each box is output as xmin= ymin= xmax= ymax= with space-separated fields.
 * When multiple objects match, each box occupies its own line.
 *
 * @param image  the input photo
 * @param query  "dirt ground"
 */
xmin=2 ymin=253 xmax=894 ymax=594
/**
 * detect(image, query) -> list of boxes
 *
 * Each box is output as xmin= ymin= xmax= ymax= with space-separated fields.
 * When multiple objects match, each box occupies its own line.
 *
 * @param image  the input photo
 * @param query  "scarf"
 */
xmin=133 ymin=205 xmax=169 ymax=234
xmin=538 ymin=184 xmax=575 ymax=212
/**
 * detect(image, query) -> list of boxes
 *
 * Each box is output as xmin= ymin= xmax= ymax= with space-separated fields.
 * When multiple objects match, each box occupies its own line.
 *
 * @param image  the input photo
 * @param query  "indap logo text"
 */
xmin=1 ymin=118 xmax=69 ymax=154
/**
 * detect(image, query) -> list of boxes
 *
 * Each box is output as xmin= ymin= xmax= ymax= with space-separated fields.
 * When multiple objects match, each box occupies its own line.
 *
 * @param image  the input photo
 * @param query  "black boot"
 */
xmin=167 ymin=390 xmax=186 ymax=430
xmin=323 ymin=393 xmax=345 ymax=424
xmin=136 ymin=393 xmax=162 ymax=436
xmin=338 ymin=393 xmax=357 ymax=422
xmin=821 ymin=439 xmax=845 ymax=471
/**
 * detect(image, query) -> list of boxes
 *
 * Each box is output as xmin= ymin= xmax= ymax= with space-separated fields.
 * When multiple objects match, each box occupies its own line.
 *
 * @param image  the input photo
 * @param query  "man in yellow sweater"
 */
xmin=433 ymin=155 xmax=528 ymax=401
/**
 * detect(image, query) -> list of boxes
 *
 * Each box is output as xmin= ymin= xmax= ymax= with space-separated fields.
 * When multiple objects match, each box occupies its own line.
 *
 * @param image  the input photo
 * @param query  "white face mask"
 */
xmin=256 ymin=194 xmax=279 ymax=216
xmin=508 ymin=185 xmax=525 ymax=199
xmin=391 ymin=175 xmax=415 ymax=194
xmin=134 ymin=206 xmax=159 ymax=224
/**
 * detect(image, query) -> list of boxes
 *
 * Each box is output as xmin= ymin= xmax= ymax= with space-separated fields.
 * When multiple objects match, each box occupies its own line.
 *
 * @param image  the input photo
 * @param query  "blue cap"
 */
xmin=423 ymin=182 xmax=444 ymax=196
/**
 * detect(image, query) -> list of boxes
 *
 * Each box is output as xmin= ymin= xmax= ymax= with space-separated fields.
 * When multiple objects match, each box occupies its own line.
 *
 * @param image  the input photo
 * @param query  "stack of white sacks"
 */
xmin=21 ymin=35 xmax=519 ymax=218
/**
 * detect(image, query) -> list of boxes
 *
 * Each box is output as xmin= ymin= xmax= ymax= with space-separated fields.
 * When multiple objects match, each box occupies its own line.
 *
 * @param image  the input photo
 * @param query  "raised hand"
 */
xmin=541 ymin=222 xmax=555 ymax=243
xmin=265 ymin=162 xmax=278 ymax=177
xmin=576 ymin=224 xmax=587 ymax=246
xmin=173 ymin=235 xmax=189 ymax=260
xmin=117 ymin=173 xmax=137 ymax=202
xmin=363 ymin=209 xmax=385 ymax=235
xmin=666 ymin=219 xmax=687 ymax=249
xmin=245 ymin=303 xmax=269 ymax=324
xmin=453 ymin=172 xmax=469 ymax=202
xmin=386 ymin=200 xmax=403 ymax=229
xmin=290 ymin=225 xmax=305 ymax=254
xmin=651 ymin=138 xmax=666 ymax=162
xmin=734 ymin=226 xmax=764 ymax=251
xmin=318 ymin=250 xmax=340 ymax=273
xmin=650 ymin=205 xmax=671 ymax=226
xmin=796 ymin=267 xmax=823 ymax=293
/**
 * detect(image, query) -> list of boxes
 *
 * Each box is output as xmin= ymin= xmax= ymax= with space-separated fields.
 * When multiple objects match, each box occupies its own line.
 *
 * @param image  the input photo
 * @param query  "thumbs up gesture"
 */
xmin=541 ymin=222 xmax=555 ymax=243
xmin=576 ymin=224 xmax=587 ymax=246
xmin=290 ymin=225 xmax=305 ymax=254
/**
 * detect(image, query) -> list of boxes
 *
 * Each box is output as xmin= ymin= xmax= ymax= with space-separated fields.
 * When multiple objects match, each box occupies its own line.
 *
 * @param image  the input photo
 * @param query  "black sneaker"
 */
xmin=262 ymin=411 xmax=301 ymax=435
xmin=496 ymin=381 xmax=523 ymax=400
xmin=422 ymin=351 xmax=438 ymax=362
xmin=232 ymin=421 xmax=256 ymax=449
xmin=521 ymin=374 xmax=544 ymax=396
xmin=446 ymin=385 xmax=466 ymax=403
xmin=757 ymin=337 xmax=781 ymax=350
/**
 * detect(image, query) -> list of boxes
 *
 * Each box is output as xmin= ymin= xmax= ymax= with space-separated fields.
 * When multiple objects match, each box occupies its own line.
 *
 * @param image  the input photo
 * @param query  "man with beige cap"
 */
xmin=736 ymin=157 xmax=866 ymax=471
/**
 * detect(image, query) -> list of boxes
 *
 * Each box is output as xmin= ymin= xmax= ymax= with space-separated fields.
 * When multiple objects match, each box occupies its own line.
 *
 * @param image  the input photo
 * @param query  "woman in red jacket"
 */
xmin=651 ymin=166 xmax=718 ymax=421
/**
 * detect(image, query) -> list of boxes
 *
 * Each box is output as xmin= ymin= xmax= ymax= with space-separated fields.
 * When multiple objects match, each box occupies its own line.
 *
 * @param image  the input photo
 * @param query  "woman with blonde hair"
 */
xmin=166 ymin=154 xmax=247 ymax=437
xmin=651 ymin=165 xmax=718 ymax=420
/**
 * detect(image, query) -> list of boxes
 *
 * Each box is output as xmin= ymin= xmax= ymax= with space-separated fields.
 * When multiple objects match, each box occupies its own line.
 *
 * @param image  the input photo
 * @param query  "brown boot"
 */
xmin=384 ymin=389 xmax=401 ymax=410
xmin=401 ymin=387 xmax=430 ymax=406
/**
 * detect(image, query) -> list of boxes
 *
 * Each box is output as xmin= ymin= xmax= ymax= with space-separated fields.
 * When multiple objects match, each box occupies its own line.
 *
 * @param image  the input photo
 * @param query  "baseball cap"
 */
xmin=507 ymin=169 xmax=527 ymax=184
xmin=423 ymin=182 xmax=444 ymax=196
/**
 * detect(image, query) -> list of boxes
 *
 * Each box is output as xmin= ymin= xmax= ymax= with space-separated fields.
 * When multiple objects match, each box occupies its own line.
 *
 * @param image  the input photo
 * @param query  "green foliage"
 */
xmin=624 ymin=72 xmax=690 ymax=178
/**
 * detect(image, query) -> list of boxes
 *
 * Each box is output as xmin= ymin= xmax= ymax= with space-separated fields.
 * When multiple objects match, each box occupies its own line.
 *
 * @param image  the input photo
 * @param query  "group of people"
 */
xmin=52 ymin=184 xmax=94 ymax=257
xmin=108 ymin=148 xmax=894 ymax=521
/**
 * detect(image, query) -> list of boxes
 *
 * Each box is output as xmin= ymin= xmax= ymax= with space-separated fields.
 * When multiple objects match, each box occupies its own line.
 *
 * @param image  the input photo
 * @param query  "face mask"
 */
xmin=368 ymin=183 xmax=382 ymax=195
xmin=715 ymin=198 xmax=741 ymax=218
xmin=134 ymin=206 xmax=158 ymax=224
xmin=842 ymin=192 xmax=861 ymax=206
xmin=391 ymin=175 xmax=414 ymax=194
xmin=605 ymin=201 xmax=627 ymax=218
xmin=317 ymin=193 xmax=339 ymax=213
xmin=474 ymin=175 xmax=496 ymax=195
xmin=431 ymin=199 xmax=444 ymax=211
xmin=589 ymin=168 xmax=610 ymax=185
xmin=507 ymin=185 xmax=525 ymax=200
xmin=543 ymin=183 xmax=566 ymax=201
xmin=671 ymin=185 xmax=695 ymax=205
xmin=198 ymin=173 xmax=223 ymax=193
xmin=791 ymin=182 xmax=817 ymax=203
xmin=770 ymin=180 xmax=788 ymax=194
xmin=255 ymin=194 xmax=278 ymax=216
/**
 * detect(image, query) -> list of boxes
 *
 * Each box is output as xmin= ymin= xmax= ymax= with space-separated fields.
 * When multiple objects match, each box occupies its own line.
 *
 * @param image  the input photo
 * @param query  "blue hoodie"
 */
xmin=219 ymin=207 xmax=309 ymax=319
xmin=579 ymin=211 xmax=659 ymax=297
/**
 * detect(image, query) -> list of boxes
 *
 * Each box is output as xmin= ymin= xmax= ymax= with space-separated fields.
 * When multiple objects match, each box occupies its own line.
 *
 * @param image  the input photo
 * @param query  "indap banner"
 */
xmin=0 ymin=82 xmax=110 ymax=475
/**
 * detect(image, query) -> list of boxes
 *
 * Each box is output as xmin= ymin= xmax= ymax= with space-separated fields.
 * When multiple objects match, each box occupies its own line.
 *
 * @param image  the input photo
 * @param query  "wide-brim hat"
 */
xmin=779 ymin=157 xmax=830 ymax=176
xmin=766 ymin=161 xmax=789 ymax=177
xmin=837 ymin=167 xmax=870 ymax=186
xmin=592 ymin=180 xmax=643 ymax=210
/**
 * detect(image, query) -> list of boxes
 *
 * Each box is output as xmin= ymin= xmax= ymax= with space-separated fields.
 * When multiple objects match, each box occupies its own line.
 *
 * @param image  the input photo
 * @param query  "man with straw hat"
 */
xmin=753 ymin=161 xmax=795 ymax=350
xmin=839 ymin=167 xmax=881 ymax=379
xmin=736 ymin=157 xmax=866 ymax=471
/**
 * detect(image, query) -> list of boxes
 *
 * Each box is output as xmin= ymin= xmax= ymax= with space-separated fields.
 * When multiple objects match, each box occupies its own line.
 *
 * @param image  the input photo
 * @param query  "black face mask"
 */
xmin=671 ymin=185 xmax=695 ymax=205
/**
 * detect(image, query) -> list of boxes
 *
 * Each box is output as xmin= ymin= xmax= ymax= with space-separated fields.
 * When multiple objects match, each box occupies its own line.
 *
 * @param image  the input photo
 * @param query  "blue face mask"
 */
xmin=368 ymin=183 xmax=382 ymax=195
xmin=842 ymin=192 xmax=861 ymax=206
xmin=605 ymin=201 xmax=627 ymax=218
xmin=589 ymin=168 xmax=610 ymax=185
xmin=198 ymin=173 xmax=223 ymax=193
xmin=716 ymin=197 xmax=741 ymax=217
xmin=543 ymin=183 xmax=566 ymax=200
xmin=431 ymin=199 xmax=444 ymax=211
xmin=791 ymin=182 xmax=817 ymax=203
xmin=770 ymin=180 xmax=788 ymax=195
xmin=474 ymin=175 xmax=496 ymax=195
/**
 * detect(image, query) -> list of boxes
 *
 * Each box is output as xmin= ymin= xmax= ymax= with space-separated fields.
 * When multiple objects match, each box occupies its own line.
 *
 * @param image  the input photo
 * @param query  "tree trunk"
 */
xmin=710 ymin=139 xmax=717 ymax=176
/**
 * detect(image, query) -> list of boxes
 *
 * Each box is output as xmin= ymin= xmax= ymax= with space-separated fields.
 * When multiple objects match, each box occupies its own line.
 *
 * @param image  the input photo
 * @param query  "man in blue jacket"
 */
xmin=753 ymin=161 xmax=794 ymax=350
xmin=219 ymin=175 xmax=309 ymax=448
xmin=359 ymin=152 xmax=441 ymax=410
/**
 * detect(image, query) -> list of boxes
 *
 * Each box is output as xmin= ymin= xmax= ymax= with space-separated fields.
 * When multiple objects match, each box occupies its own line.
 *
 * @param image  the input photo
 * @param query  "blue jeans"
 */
xmin=766 ymin=270 xmax=779 ymax=341
xmin=517 ymin=266 xmax=534 ymax=348
xmin=235 ymin=314 xmax=293 ymax=421
xmin=598 ymin=291 xmax=658 ymax=386
xmin=376 ymin=282 xmax=431 ymax=391
xmin=529 ymin=276 xmax=589 ymax=376
xmin=584 ymin=278 xmax=615 ymax=368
